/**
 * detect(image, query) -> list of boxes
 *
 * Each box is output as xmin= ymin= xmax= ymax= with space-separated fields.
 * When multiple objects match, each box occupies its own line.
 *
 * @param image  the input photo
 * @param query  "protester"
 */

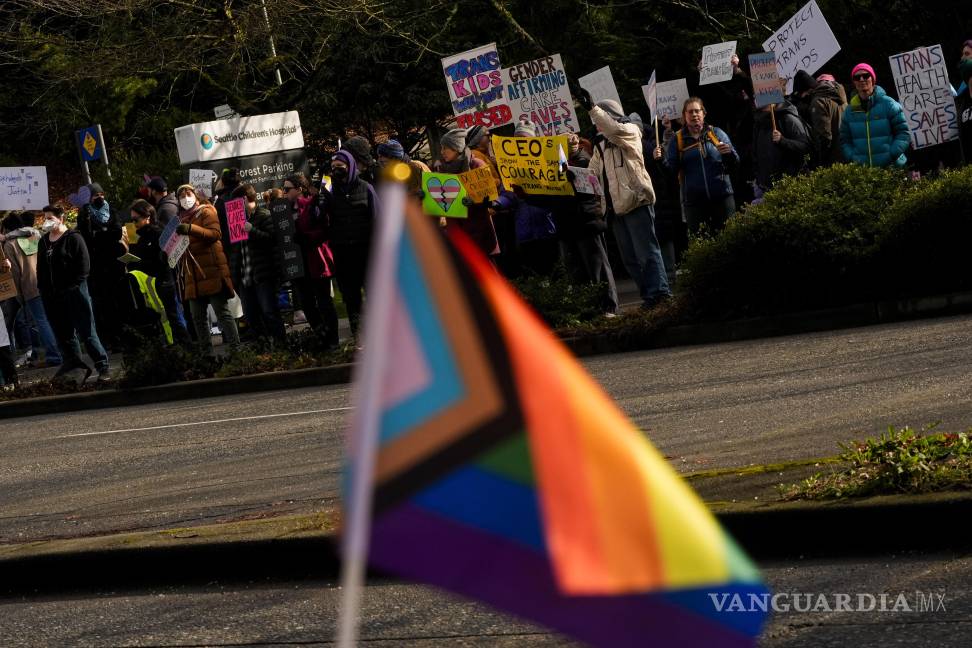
xmin=174 ymin=185 xmax=239 ymax=350
xmin=123 ymin=199 xmax=190 ymax=343
xmin=147 ymin=176 xmax=179 ymax=226
xmin=656 ymin=97 xmax=738 ymax=236
xmin=839 ymin=63 xmax=910 ymax=168
xmin=318 ymin=151 xmax=378 ymax=338
xmin=36 ymin=206 xmax=110 ymax=383
xmin=801 ymin=73 xmax=848 ymax=166
xmin=957 ymin=56 xmax=972 ymax=162
xmin=955 ymin=40 xmax=972 ymax=97
xmin=76 ymin=182 xmax=126 ymax=350
xmin=343 ymin=136 xmax=379 ymax=185
xmin=0 ymin=288 xmax=16 ymax=388
xmin=579 ymin=89 xmax=671 ymax=309
xmin=752 ymin=99 xmax=811 ymax=194
xmin=377 ymin=139 xmax=430 ymax=198
xmin=1 ymin=212 xmax=62 ymax=367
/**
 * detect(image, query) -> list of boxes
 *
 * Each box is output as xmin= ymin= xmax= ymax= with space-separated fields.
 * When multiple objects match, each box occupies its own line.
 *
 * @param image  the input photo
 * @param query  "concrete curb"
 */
xmin=3 ymin=491 xmax=971 ymax=597
xmin=4 ymin=289 xmax=972 ymax=420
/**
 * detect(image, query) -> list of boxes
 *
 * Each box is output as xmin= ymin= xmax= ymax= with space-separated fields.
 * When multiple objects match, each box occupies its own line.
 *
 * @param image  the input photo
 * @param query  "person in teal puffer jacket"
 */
xmin=839 ymin=62 xmax=911 ymax=167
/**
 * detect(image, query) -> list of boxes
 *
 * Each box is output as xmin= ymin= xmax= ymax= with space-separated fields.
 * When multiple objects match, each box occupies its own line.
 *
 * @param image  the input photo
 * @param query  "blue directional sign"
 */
xmin=77 ymin=126 xmax=103 ymax=162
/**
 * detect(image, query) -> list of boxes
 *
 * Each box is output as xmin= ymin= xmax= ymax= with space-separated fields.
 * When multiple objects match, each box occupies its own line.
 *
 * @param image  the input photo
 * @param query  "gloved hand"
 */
xmin=565 ymin=168 xmax=576 ymax=183
xmin=575 ymin=86 xmax=593 ymax=111
xmin=176 ymin=223 xmax=191 ymax=235
xmin=461 ymin=196 xmax=474 ymax=207
xmin=244 ymin=222 xmax=254 ymax=232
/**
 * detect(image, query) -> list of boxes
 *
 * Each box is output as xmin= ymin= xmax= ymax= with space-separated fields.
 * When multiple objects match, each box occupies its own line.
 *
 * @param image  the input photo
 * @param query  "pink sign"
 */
xmin=226 ymin=197 xmax=248 ymax=243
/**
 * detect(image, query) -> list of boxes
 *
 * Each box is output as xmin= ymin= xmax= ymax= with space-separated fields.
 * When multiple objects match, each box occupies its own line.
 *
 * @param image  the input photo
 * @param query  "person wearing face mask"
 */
xmin=317 ymin=151 xmax=378 ymax=339
xmin=174 ymin=185 xmax=239 ymax=350
xmin=36 ymin=206 xmax=110 ymax=384
xmin=229 ymin=184 xmax=286 ymax=343
xmin=1 ymin=211 xmax=62 ymax=368
xmin=956 ymin=55 xmax=972 ymax=163
xmin=839 ymin=63 xmax=910 ymax=168
xmin=76 ymin=182 xmax=126 ymax=351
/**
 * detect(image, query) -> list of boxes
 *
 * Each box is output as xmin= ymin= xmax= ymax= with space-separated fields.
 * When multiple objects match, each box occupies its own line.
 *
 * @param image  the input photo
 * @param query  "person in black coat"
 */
xmin=76 ymin=182 xmax=126 ymax=350
xmin=752 ymin=101 xmax=812 ymax=195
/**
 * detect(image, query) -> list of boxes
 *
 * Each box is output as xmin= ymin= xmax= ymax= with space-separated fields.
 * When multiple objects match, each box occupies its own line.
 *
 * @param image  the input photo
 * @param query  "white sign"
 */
xmin=700 ymin=41 xmax=737 ymax=85
xmin=889 ymin=44 xmax=960 ymax=149
xmin=441 ymin=43 xmax=512 ymax=130
xmin=641 ymin=70 xmax=657 ymax=122
xmin=763 ymin=0 xmax=840 ymax=94
xmin=654 ymin=79 xmax=690 ymax=121
xmin=189 ymin=169 xmax=217 ymax=199
xmin=567 ymin=166 xmax=603 ymax=196
xmin=501 ymin=54 xmax=579 ymax=135
xmin=0 ymin=166 xmax=49 ymax=210
xmin=579 ymin=66 xmax=623 ymax=110
xmin=214 ymin=104 xmax=240 ymax=120
xmin=173 ymin=111 xmax=305 ymax=165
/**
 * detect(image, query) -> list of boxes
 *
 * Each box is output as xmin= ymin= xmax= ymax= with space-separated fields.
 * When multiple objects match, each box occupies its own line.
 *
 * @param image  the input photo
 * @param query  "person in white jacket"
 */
xmin=581 ymin=89 xmax=672 ymax=308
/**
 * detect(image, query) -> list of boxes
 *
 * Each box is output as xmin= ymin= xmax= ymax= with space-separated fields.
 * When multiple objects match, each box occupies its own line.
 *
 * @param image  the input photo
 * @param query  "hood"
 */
xmin=812 ymin=82 xmax=845 ymax=104
xmin=332 ymin=150 xmax=359 ymax=185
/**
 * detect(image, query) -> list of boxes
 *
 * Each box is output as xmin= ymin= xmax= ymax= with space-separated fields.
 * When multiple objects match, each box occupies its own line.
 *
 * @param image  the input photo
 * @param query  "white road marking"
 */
xmin=55 ymin=407 xmax=354 ymax=439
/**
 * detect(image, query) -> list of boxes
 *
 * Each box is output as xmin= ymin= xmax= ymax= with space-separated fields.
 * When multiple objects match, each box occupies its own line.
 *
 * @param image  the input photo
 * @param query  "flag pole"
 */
xmin=336 ymin=169 xmax=409 ymax=648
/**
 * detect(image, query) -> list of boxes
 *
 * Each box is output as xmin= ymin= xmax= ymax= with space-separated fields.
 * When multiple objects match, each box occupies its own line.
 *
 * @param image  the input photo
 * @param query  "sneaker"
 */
xmin=97 ymin=371 xmax=111 ymax=384
xmin=14 ymin=350 xmax=31 ymax=367
xmin=603 ymin=312 xmax=618 ymax=319
xmin=293 ymin=310 xmax=307 ymax=324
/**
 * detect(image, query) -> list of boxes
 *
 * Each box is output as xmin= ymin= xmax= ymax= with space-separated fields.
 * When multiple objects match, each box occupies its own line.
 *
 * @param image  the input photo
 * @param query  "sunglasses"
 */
xmin=283 ymin=184 xmax=296 ymax=190
xmin=853 ymin=73 xmax=872 ymax=81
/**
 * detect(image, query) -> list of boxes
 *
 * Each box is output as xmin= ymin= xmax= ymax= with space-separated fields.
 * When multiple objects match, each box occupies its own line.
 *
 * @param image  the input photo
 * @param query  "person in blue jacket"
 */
xmin=839 ymin=62 xmax=911 ymax=168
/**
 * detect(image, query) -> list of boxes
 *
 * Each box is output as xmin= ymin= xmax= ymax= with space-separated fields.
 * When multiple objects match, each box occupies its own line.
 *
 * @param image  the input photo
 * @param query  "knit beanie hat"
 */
xmin=440 ymin=128 xmax=467 ymax=152
xmin=376 ymin=139 xmax=406 ymax=160
xmin=88 ymin=182 xmax=105 ymax=195
xmin=851 ymin=63 xmax=876 ymax=83
xmin=514 ymin=120 xmax=539 ymax=137
xmin=175 ymin=184 xmax=196 ymax=196
xmin=627 ymin=112 xmax=645 ymax=134
xmin=793 ymin=70 xmax=818 ymax=93
xmin=343 ymin=136 xmax=374 ymax=165
xmin=465 ymin=125 xmax=488 ymax=148
xmin=596 ymin=99 xmax=625 ymax=121
xmin=816 ymin=73 xmax=836 ymax=83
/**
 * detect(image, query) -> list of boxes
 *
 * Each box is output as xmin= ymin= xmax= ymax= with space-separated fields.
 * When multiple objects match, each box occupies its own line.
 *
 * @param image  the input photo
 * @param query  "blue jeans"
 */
xmin=43 ymin=281 xmax=109 ymax=373
xmin=14 ymin=297 xmax=63 ymax=364
xmin=610 ymin=204 xmax=671 ymax=305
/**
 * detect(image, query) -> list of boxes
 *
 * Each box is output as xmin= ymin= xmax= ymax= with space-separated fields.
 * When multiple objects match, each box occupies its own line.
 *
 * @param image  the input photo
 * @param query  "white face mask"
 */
xmin=179 ymin=195 xmax=196 ymax=210
xmin=41 ymin=218 xmax=59 ymax=233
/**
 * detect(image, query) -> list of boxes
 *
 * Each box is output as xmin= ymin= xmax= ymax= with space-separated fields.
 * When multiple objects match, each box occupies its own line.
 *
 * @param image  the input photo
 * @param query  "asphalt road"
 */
xmin=4 ymin=314 xmax=972 ymax=542
xmin=1 ymin=551 xmax=970 ymax=647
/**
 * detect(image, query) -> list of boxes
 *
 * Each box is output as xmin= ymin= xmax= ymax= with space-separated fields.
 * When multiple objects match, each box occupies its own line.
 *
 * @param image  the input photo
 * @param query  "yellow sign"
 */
xmin=459 ymin=166 xmax=499 ymax=203
xmin=491 ymin=135 xmax=573 ymax=196
xmin=83 ymin=132 xmax=98 ymax=158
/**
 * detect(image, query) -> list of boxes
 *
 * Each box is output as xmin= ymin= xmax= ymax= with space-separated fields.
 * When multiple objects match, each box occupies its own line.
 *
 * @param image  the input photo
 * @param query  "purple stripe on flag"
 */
xmin=370 ymin=504 xmax=759 ymax=648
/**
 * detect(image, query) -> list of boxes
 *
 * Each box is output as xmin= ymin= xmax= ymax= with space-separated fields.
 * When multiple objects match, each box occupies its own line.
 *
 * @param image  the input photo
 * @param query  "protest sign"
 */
xmin=459 ymin=166 xmax=499 ymax=203
xmin=491 ymin=135 xmax=573 ymax=196
xmin=159 ymin=216 xmax=190 ymax=269
xmin=654 ymin=79 xmax=690 ymax=121
xmin=124 ymin=222 xmax=140 ymax=245
xmin=269 ymin=198 xmax=304 ymax=280
xmin=749 ymin=52 xmax=785 ymax=108
xmin=189 ymin=168 xmax=216 ymax=199
xmin=567 ymin=166 xmax=603 ymax=196
xmin=762 ymin=0 xmax=840 ymax=93
xmin=0 ymin=245 xmax=16 ymax=301
xmin=700 ymin=41 xmax=737 ymax=85
xmin=889 ymin=44 xmax=960 ymax=149
xmin=225 ymin=197 xmax=249 ymax=243
xmin=501 ymin=54 xmax=579 ymax=135
xmin=578 ymin=66 xmax=622 ymax=109
xmin=0 ymin=166 xmax=49 ymax=210
xmin=421 ymin=173 xmax=469 ymax=218
xmin=441 ymin=43 xmax=513 ymax=130
xmin=641 ymin=70 xmax=657 ymax=121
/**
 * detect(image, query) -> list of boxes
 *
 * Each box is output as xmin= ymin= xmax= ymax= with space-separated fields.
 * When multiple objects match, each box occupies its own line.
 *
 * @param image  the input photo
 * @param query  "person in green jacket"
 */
xmin=839 ymin=62 xmax=911 ymax=168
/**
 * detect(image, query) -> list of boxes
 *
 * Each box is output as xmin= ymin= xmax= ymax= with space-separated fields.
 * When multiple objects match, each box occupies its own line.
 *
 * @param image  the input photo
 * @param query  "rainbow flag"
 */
xmin=344 ymin=189 xmax=769 ymax=646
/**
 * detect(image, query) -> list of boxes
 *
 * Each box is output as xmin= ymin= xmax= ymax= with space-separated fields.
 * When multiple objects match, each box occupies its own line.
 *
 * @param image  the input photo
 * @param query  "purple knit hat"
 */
xmin=851 ymin=63 xmax=876 ymax=83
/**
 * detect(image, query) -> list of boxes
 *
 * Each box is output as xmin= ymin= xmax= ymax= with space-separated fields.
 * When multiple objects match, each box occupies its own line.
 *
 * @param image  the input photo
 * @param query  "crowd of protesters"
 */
xmin=2 ymin=40 xmax=971 ymax=389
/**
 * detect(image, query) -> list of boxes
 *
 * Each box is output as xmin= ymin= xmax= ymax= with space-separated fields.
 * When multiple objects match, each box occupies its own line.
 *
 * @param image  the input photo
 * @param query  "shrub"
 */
xmin=677 ymin=164 xmax=910 ymax=318
xmin=512 ymin=264 xmax=608 ymax=328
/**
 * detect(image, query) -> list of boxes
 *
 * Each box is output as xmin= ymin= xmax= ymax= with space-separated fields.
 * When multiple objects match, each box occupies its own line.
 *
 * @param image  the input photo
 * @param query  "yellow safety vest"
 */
xmin=129 ymin=270 xmax=174 ymax=344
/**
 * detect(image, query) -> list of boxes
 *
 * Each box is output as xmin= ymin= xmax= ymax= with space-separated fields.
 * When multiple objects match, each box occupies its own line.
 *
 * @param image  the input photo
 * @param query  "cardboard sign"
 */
xmin=567 ymin=166 xmax=603 ymax=196
xmin=124 ymin=222 xmax=140 ymax=245
xmin=269 ymin=198 xmax=304 ymax=280
xmin=159 ymin=217 xmax=190 ymax=269
xmin=762 ymin=0 xmax=840 ymax=94
xmin=700 ymin=41 xmax=737 ymax=85
xmin=421 ymin=173 xmax=469 ymax=218
xmin=441 ymin=43 xmax=513 ymax=130
xmin=578 ymin=66 xmax=622 ymax=110
xmin=0 ymin=268 xmax=16 ymax=301
xmin=654 ymin=79 xmax=690 ymax=121
xmin=750 ymin=52 xmax=786 ymax=108
xmin=501 ymin=54 xmax=579 ymax=135
xmin=0 ymin=166 xmax=49 ymax=210
xmin=491 ymin=135 xmax=573 ymax=196
xmin=459 ymin=166 xmax=499 ymax=204
xmin=189 ymin=168 xmax=217 ymax=199
xmin=225 ymin=197 xmax=249 ymax=243
xmin=641 ymin=70 xmax=658 ymax=122
xmin=889 ymin=44 xmax=960 ymax=149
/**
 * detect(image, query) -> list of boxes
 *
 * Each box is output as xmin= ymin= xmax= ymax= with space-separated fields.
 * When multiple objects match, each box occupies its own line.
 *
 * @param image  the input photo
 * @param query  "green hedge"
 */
xmin=677 ymin=164 xmax=972 ymax=319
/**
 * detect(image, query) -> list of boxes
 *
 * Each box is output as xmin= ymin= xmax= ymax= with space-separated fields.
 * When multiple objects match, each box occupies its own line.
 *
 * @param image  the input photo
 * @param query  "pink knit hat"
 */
xmin=851 ymin=63 xmax=876 ymax=82
xmin=816 ymin=73 xmax=836 ymax=83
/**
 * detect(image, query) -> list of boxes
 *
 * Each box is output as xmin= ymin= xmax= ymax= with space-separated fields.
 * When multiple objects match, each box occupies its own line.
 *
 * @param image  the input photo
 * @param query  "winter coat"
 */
xmin=293 ymin=197 xmax=333 ymax=281
xmin=155 ymin=193 xmax=180 ymax=227
xmin=752 ymin=102 xmax=811 ymax=190
xmin=321 ymin=154 xmax=378 ymax=250
xmin=130 ymin=224 xmax=173 ymax=285
xmin=957 ymin=92 xmax=972 ymax=163
xmin=178 ymin=203 xmax=234 ymax=300
xmin=664 ymin=125 xmax=738 ymax=204
xmin=588 ymin=106 xmax=656 ymax=216
xmin=562 ymin=149 xmax=607 ymax=239
xmin=37 ymin=229 xmax=89 ymax=296
xmin=806 ymin=82 xmax=846 ymax=165
xmin=76 ymin=202 xmax=125 ymax=284
xmin=3 ymin=237 xmax=40 ymax=301
xmin=839 ymin=86 xmax=910 ymax=168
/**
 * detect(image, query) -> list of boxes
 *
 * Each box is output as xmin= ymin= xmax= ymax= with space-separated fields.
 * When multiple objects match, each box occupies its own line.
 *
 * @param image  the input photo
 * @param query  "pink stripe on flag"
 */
xmin=379 ymin=286 xmax=432 ymax=409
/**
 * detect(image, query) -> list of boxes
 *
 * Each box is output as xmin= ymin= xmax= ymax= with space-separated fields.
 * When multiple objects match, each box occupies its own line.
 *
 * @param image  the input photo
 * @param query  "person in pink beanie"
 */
xmin=838 ymin=62 xmax=911 ymax=167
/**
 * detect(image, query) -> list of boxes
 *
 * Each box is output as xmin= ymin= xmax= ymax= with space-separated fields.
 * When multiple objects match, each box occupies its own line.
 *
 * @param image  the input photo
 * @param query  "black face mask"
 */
xmin=92 ymin=197 xmax=106 ymax=209
xmin=331 ymin=168 xmax=348 ymax=182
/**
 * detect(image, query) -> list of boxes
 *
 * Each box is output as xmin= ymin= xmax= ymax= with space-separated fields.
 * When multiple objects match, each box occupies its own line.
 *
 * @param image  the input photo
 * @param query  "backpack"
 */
xmin=675 ymin=128 xmax=723 ymax=185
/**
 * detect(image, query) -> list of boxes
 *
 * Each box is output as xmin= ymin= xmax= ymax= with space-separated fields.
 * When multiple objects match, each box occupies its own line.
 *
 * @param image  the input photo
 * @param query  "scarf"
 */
xmin=92 ymin=201 xmax=111 ymax=225
xmin=437 ymin=148 xmax=471 ymax=174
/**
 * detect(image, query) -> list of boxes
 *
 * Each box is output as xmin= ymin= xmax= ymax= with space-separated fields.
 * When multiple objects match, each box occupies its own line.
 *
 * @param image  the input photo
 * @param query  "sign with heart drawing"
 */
xmin=421 ymin=172 xmax=469 ymax=218
xmin=68 ymin=185 xmax=92 ymax=208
